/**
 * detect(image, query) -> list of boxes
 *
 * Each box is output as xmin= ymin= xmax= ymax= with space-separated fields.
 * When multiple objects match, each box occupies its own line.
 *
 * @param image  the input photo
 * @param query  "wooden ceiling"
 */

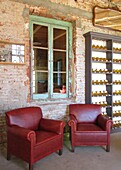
xmin=93 ymin=2 xmax=121 ymax=32
xmin=111 ymin=0 xmax=121 ymax=4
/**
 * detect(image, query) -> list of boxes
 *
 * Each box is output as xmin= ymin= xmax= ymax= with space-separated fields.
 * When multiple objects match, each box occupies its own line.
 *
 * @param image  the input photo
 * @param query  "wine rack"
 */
xmin=84 ymin=32 xmax=121 ymax=130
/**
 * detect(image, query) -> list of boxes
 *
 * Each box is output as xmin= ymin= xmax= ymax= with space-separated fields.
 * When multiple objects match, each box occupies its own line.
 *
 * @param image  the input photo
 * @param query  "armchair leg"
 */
xmin=59 ymin=149 xmax=63 ymax=156
xmin=7 ymin=153 xmax=11 ymax=160
xmin=71 ymin=146 xmax=75 ymax=152
xmin=29 ymin=164 xmax=33 ymax=170
xmin=106 ymin=145 xmax=110 ymax=152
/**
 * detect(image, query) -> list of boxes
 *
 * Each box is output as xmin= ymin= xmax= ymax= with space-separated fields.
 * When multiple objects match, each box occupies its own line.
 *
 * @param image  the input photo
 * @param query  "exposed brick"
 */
xmin=0 ymin=0 xmax=121 ymax=122
xmin=0 ymin=115 xmax=7 ymax=146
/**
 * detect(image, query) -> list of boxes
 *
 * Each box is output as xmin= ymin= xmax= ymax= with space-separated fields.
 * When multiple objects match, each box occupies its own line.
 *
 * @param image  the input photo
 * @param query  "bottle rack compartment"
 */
xmin=92 ymin=69 xmax=121 ymax=74
xmin=113 ymin=90 xmax=121 ymax=95
xmin=113 ymin=80 xmax=121 ymax=84
xmin=113 ymin=59 xmax=121 ymax=63
xmin=113 ymin=111 xmax=121 ymax=117
xmin=92 ymin=46 xmax=121 ymax=52
xmin=92 ymin=81 xmax=121 ymax=85
xmin=92 ymin=90 xmax=121 ymax=96
xmin=92 ymin=38 xmax=121 ymax=52
xmin=92 ymin=68 xmax=112 ymax=74
xmin=113 ymin=121 xmax=121 ymax=129
xmin=93 ymin=101 xmax=111 ymax=107
xmin=92 ymin=91 xmax=110 ymax=97
xmin=92 ymin=57 xmax=112 ymax=63
xmin=92 ymin=80 xmax=111 ymax=85
xmin=113 ymin=101 xmax=121 ymax=106
xmin=113 ymin=69 xmax=121 ymax=74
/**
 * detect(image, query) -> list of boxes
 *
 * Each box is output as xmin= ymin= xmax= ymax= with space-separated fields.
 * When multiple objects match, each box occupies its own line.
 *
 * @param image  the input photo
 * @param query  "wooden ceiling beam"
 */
xmin=111 ymin=0 xmax=121 ymax=3
xmin=95 ymin=12 xmax=121 ymax=23
xmin=33 ymin=26 xmax=42 ymax=34
xmin=53 ymin=32 xmax=66 ymax=41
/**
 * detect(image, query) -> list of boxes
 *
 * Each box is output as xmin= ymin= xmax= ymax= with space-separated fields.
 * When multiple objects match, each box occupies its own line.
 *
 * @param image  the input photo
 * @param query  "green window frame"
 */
xmin=30 ymin=15 xmax=72 ymax=100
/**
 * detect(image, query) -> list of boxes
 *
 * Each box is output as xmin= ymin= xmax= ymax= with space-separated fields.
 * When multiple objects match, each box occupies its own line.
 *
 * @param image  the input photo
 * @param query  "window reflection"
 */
xmin=33 ymin=24 xmax=48 ymax=94
xmin=0 ymin=42 xmax=24 ymax=63
xmin=53 ymin=52 xmax=66 ymax=72
xmin=33 ymin=25 xmax=48 ymax=48
xmin=53 ymin=29 xmax=66 ymax=50
xmin=53 ymin=28 xmax=66 ymax=93
xmin=34 ymin=49 xmax=48 ymax=70
xmin=53 ymin=73 xmax=66 ymax=93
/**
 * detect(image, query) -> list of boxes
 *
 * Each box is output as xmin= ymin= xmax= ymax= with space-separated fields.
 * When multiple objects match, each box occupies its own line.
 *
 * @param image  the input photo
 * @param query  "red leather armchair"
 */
xmin=5 ymin=107 xmax=65 ymax=170
xmin=68 ymin=104 xmax=112 ymax=152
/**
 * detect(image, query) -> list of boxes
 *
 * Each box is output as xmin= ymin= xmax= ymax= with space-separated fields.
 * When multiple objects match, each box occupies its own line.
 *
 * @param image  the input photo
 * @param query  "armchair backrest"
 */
xmin=69 ymin=104 xmax=101 ymax=123
xmin=6 ymin=107 xmax=42 ymax=130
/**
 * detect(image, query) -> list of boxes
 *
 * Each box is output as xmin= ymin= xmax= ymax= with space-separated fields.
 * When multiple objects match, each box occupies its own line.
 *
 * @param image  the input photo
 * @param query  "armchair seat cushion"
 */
xmin=76 ymin=123 xmax=107 ymax=145
xmin=77 ymin=123 xmax=105 ymax=132
xmin=34 ymin=131 xmax=62 ymax=161
xmin=36 ymin=130 xmax=59 ymax=144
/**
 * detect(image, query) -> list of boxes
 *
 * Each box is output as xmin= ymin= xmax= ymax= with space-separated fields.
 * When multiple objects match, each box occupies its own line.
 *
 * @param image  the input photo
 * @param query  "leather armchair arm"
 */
xmin=7 ymin=125 xmax=36 ymax=143
xmin=68 ymin=115 xmax=77 ymax=132
xmin=40 ymin=118 xmax=65 ymax=134
xmin=97 ymin=114 xmax=113 ymax=131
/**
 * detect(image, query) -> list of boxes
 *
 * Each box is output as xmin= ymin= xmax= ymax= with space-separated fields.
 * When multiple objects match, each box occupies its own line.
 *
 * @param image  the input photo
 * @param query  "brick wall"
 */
xmin=0 ymin=0 xmax=121 ymax=110
xmin=0 ymin=0 xmax=121 ymax=147
xmin=0 ymin=0 xmax=120 ymax=113
xmin=0 ymin=0 xmax=29 ymax=114
xmin=0 ymin=113 xmax=7 ymax=149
